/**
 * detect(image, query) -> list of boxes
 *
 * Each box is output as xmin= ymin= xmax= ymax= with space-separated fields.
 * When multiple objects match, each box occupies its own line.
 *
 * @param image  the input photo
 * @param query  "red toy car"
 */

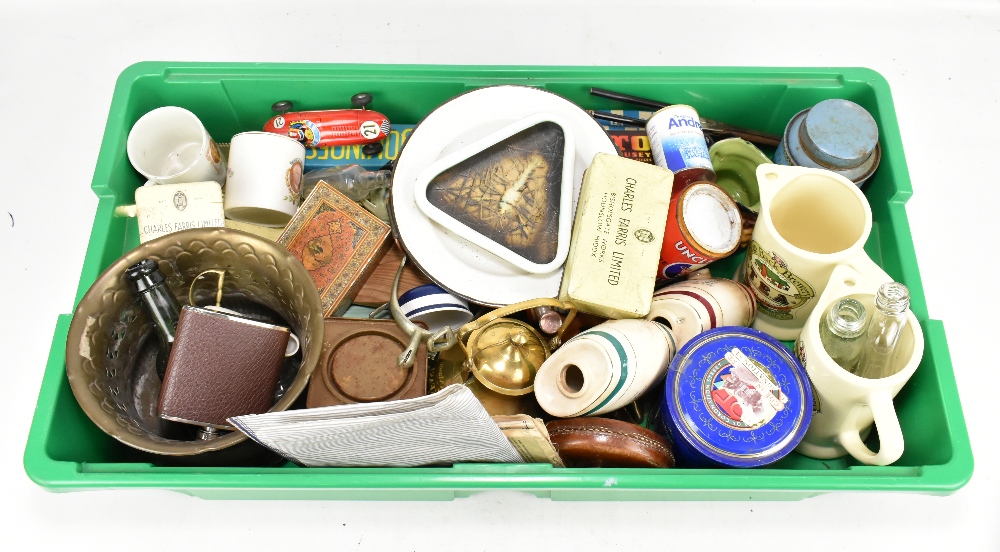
xmin=263 ymin=93 xmax=390 ymax=155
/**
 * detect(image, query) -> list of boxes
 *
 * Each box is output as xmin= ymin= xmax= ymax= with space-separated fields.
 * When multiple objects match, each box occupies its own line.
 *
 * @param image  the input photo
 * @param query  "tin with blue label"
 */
xmin=647 ymin=105 xmax=715 ymax=191
xmin=660 ymin=327 xmax=812 ymax=468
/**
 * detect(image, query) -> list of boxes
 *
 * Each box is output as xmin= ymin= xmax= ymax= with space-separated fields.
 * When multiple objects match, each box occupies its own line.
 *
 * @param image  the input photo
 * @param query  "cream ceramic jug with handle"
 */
xmin=793 ymin=264 xmax=924 ymax=465
xmin=740 ymin=164 xmax=880 ymax=340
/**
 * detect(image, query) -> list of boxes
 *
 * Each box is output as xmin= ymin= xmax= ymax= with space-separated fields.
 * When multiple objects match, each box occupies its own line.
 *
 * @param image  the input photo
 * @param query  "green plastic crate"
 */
xmin=23 ymin=63 xmax=973 ymax=500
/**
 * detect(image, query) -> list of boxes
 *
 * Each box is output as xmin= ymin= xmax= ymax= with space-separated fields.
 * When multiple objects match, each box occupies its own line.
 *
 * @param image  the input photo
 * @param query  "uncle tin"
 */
xmin=658 ymin=181 xmax=742 ymax=281
xmin=646 ymin=104 xmax=715 ymax=192
xmin=661 ymin=327 xmax=813 ymax=468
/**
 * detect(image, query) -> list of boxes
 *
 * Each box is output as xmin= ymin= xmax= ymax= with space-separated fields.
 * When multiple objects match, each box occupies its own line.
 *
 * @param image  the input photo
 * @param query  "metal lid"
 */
xmin=799 ymin=99 xmax=879 ymax=169
xmin=663 ymin=327 xmax=812 ymax=467
xmin=679 ymin=182 xmax=742 ymax=256
xmin=780 ymin=107 xmax=882 ymax=186
xmin=467 ymin=318 xmax=549 ymax=396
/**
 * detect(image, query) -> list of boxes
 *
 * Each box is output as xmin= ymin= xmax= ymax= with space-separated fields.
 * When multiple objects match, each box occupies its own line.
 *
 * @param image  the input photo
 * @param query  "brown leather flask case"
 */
xmin=546 ymin=418 xmax=676 ymax=468
xmin=158 ymin=306 xmax=289 ymax=429
xmin=306 ymin=318 xmax=428 ymax=408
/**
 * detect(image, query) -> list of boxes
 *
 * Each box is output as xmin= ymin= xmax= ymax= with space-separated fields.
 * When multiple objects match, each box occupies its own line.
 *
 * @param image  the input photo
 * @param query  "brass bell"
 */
xmin=465 ymin=318 xmax=549 ymax=396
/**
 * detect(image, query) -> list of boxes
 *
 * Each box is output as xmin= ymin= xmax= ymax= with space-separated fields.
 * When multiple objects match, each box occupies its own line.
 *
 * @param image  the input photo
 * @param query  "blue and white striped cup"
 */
xmin=397 ymin=284 xmax=474 ymax=332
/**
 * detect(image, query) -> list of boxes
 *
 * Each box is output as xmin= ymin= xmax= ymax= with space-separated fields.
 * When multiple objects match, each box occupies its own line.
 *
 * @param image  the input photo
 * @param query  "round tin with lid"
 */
xmin=773 ymin=99 xmax=881 ymax=187
xmin=661 ymin=327 xmax=812 ymax=467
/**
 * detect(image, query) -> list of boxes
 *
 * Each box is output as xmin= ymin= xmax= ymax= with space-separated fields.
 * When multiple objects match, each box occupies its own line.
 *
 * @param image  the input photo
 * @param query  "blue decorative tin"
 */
xmin=661 ymin=327 xmax=812 ymax=468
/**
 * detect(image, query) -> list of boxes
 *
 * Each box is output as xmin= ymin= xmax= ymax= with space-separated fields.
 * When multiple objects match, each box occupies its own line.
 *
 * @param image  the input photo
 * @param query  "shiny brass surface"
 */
xmin=465 ymin=318 xmax=549 ymax=396
xmin=65 ymin=227 xmax=324 ymax=456
xmin=427 ymin=345 xmax=469 ymax=393
xmin=428 ymin=344 xmax=544 ymax=415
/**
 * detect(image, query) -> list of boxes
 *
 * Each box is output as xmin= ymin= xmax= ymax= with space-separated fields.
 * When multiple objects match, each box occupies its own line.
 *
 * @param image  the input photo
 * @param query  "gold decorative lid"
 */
xmin=465 ymin=319 xmax=549 ymax=396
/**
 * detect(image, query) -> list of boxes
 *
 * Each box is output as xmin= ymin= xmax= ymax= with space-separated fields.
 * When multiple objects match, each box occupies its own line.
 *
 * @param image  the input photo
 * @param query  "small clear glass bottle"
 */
xmin=819 ymin=297 xmax=868 ymax=371
xmin=300 ymin=164 xmax=392 ymax=202
xmin=853 ymin=282 xmax=910 ymax=380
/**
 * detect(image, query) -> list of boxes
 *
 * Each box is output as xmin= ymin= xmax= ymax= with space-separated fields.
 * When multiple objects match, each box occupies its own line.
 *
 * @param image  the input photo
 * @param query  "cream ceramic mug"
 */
xmin=224 ymin=132 xmax=306 ymax=227
xmin=646 ymin=278 xmax=757 ymax=349
xmin=793 ymin=264 xmax=923 ymax=465
xmin=739 ymin=164 xmax=879 ymax=340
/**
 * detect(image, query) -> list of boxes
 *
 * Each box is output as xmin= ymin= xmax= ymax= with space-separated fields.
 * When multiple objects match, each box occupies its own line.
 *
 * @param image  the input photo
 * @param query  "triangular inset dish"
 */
xmin=413 ymin=113 xmax=575 ymax=274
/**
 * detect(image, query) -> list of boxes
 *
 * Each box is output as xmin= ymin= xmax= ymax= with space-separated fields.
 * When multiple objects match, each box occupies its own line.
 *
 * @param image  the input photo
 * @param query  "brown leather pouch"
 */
xmin=546 ymin=417 xmax=676 ymax=468
xmin=158 ymin=306 xmax=289 ymax=429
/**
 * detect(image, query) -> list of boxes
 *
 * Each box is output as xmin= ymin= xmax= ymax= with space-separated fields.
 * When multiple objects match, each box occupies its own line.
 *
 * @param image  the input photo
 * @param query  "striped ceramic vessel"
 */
xmin=646 ymin=277 xmax=757 ymax=349
xmin=534 ymin=319 xmax=677 ymax=417
xmin=397 ymin=283 xmax=474 ymax=332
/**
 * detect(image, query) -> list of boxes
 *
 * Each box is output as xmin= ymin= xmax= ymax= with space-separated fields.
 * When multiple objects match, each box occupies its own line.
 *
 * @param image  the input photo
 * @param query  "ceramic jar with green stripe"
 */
xmin=534 ymin=319 xmax=677 ymax=417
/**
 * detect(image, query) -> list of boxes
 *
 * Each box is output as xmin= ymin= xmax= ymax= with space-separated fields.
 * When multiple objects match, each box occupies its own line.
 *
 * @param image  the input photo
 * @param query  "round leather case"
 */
xmin=545 ymin=418 xmax=675 ymax=468
xmin=306 ymin=318 xmax=427 ymax=407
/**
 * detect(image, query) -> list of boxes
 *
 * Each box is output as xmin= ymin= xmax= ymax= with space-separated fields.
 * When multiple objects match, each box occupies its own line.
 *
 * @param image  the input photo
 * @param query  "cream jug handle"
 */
xmin=837 ymin=389 xmax=905 ymax=466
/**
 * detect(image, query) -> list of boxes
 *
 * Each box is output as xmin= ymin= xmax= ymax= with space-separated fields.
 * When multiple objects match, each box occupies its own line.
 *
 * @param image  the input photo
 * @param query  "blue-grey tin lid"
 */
xmin=780 ymin=102 xmax=881 ymax=186
xmin=662 ymin=327 xmax=812 ymax=468
xmin=800 ymin=99 xmax=879 ymax=168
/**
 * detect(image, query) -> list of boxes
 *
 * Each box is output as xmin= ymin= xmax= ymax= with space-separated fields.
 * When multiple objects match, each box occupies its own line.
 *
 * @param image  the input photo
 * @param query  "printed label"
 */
xmin=662 ymin=261 xmax=693 ymax=279
xmin=648 ymin=107 xmax=712 ymax=173
xmin=291 ymin=120 xmax=322 ymax=146
xmin=360 ymin=120 xmax=380 ymax=140
xmin=634 ymin=228 xmax=654 ymax=243
xmin=560 ymin=156 xmax=671 ymax=318
xmin=135 ymin=182 xmax=224 ymax=243
xmin=172 ymin=191 xmax=188 ymax=212
xmin=285 ymin=159 xmax=304 ymax=204
xmin=702 ymin=347 xmax=788 ymax=430
xmin=743 ymin=240 xmax=815 ymax=320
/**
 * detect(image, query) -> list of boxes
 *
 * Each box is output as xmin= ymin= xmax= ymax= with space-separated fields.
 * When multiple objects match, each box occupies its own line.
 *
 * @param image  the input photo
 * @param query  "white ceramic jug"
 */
xmin=740 ymin=164 xmax=882 ymax=340
xmin=794 ymin=264 xmax=924 ymax=466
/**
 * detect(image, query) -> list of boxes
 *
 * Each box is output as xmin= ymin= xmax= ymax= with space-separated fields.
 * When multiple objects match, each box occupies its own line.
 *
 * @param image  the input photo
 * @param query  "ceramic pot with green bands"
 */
xmin=534 ymin=319 xmax=677 ymax=417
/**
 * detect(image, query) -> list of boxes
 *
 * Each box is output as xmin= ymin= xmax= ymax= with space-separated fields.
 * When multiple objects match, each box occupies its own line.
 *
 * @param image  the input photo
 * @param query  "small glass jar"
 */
xmin=854 ymin=282 xmax=910 ymax=379
xmin=819 ymin=298 xmax=868 ymax=372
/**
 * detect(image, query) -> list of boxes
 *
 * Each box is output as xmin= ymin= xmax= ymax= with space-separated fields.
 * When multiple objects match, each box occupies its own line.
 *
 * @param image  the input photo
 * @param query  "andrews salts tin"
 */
xmin=647 ymin=105 xmax=715 ymax=192
xmin=660 ymin=327 xmax=813 ymax=468
xmin=658 ymin=182 xmax=742 ymax=281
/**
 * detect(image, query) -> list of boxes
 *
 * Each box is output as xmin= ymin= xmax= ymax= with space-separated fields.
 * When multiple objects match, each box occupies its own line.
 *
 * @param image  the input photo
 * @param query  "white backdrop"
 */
xmin=2 ymin=1 xmax=997 ymax=550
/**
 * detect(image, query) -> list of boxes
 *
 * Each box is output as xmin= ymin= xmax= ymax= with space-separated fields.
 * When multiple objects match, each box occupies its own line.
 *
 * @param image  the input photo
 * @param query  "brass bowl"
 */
xmin=65 ymin=228 xmax=324 ymax=458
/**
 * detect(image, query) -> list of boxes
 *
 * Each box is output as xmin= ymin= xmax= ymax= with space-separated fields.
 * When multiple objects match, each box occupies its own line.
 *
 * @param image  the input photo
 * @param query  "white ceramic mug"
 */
xmin=224 ymin=132 xmax=306 ymax=227
xmin=740 ymin=164 xmax=879 ymax=340
xmin=646 ymin=278 xmax=756 ymax=349
xmin=794 ymin=264 xmax=924 ymax=466
xmin=126 ymin=106 xmax=226 ymax=185
xmin=534 ymin=319 xmax=676 ymax=417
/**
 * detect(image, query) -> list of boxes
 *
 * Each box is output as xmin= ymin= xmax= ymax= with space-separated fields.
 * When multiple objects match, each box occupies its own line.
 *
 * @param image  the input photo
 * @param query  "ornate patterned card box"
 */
xmin=278 ymin=181 xmax=392 ymax=317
